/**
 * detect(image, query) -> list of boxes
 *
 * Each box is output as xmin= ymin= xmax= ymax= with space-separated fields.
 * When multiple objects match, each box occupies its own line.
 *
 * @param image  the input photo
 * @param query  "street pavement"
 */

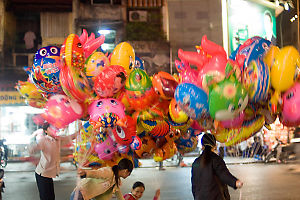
xmin=2 ymin=157 xmax=300 ymax=200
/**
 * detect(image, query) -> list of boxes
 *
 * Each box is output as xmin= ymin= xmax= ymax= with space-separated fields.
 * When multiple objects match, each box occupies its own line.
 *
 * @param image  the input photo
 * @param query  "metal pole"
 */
xmin=297 ymin=0 xmax=300 ymax=51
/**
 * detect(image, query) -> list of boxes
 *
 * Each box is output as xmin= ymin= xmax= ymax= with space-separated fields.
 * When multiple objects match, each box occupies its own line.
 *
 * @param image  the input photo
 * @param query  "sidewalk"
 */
xmin=4 ymin=156 xmax=260 ymax=172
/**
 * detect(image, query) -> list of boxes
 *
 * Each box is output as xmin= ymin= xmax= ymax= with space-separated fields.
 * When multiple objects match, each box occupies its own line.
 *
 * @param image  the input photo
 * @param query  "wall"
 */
xmin=168 ymin=0 xmax=223 ymax=52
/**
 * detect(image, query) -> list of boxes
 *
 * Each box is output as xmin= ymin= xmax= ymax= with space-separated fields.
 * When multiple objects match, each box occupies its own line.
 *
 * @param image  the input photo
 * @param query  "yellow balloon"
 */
xmin=271 ymin=46 xmax=300 ymax=92
xmin=85 ymin=52 xmax=110 ymax=78
xmin=264 ymin=45 xmax=279 ymax=69
xmin=110 ymin=42 xmax=135 ymax=75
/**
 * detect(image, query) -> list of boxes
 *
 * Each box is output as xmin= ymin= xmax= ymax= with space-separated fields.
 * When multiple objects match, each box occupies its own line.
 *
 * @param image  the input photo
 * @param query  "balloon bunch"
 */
xmin=175 ymin=35 xmax=300 ymax=146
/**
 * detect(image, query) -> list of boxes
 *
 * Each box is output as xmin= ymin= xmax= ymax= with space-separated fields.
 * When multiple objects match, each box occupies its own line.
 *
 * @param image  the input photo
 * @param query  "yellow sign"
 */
xmin=0 ymin=91 xmax=26 ymax=105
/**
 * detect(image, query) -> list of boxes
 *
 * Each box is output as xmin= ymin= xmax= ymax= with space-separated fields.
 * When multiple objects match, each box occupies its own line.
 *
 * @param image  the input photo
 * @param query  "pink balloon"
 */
xmin=84 ymin=35 xmax=105 ymax=58
xmin=282 ymin=82 xmax=300 ymax=123
xmin=79 ymin=29 xmax=88 ymax=45
xmin=42 ymin=95 xmax=83 ymax=129
xmin=88 ymin=98 xmax=125 ymax=123
xmin=94 ymin=135 xmax=118 ymax=160
xmin=220 ymin=111 xmax=245 ymax=128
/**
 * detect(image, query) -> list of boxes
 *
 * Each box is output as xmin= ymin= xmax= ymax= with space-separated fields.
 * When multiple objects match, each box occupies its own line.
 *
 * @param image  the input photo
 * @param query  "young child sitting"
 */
xmin=124 ymin=181 xmax=160 ymax=200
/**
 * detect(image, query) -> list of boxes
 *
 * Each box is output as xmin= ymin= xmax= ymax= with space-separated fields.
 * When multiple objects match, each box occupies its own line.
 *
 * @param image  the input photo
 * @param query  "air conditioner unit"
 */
xmin=129 ymin=10 xmax=147 ymax=22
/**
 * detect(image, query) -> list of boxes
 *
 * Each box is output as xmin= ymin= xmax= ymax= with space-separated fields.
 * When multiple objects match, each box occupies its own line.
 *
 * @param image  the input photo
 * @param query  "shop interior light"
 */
xmin=98 ymin=29 xmax=112 ymax=35
xmin=101 ymin=43 xmax=109 ymax=51
xmin=284 ymin=2 xmax=289 ymax=10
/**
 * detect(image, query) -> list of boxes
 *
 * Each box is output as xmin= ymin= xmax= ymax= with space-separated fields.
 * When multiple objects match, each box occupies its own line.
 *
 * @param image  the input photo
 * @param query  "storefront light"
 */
xmin=98 ymin=29 xmax=112 ymax=35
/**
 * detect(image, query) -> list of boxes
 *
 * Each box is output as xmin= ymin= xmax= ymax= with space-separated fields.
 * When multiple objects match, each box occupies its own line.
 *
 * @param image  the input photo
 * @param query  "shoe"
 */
xmin=180 ymin=162 xmax=187 ymax=167
xmin=159 ymin=167 xmax=166 ymax=171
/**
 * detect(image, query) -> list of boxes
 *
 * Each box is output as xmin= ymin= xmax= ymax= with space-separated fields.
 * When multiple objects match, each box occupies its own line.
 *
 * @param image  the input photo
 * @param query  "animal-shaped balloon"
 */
xmin=31 ymin=57 xmax=62 ymax=94
xmin=282 ymin=82 xmax=300 ymax=124
xmin=135 ymin=136 xmax=156 ymax=158
xmin=42 ymin=94 xmax=83 ymax=129
xmin=78 ymin=29 xmax=106 ymax=58
xmin=34 ymin=46 xmax=60 ymax=62
xmin=84 ymin=51 xmax=110 ymax=78
xmin=209 ymin=75 xmax=248 ymax=121
xmin=130 ymin=135 xmax=142 ymax=150
xmin=125 ymin=68 xmax=156 ymax=111
xmin=168 ymin=98 xmax=189 ymax=124
xmin=88 ymin=98 xmax=125 ymax=129
xmin=110 ymin=42 xmax=135 ymax=75
xmin=134 ymin=56 xmax=145 ymax=70
xmin=152 ymin=71 xmax=178 ymax=100
xmin=112 ymin=115 xmax=136 ymax=145
xmin=175 ymin=83 xmax=209 ymax=119
xmin=94 ymin=65 xmax=127 ymax=98
xmin=94 ymin=135 xmax=118 ymax=160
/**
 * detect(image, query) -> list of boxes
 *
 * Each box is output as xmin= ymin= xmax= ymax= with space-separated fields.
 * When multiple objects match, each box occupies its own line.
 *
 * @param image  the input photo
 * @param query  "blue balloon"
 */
xmin=34 ymin=46 xmax=60 ymax=62
xmin=134 ymin=57 xmax=144 ymax=70
xmin=175 ymin=83 xmax=209 ymax=119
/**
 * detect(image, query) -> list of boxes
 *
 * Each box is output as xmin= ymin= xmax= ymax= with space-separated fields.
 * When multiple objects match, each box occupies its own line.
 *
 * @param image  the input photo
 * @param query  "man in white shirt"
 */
xmin=29 ymin=123 xmax=78 ymax=200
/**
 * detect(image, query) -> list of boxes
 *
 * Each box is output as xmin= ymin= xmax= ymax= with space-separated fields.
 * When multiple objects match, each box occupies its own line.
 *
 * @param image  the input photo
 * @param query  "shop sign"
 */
xmin=0 ymin=91 xmax=26 ymax=106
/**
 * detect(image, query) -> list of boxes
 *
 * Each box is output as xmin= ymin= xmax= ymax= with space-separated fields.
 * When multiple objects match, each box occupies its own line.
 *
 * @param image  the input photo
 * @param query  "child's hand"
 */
xmin=154 ymin=189 xmax=160 ymax=197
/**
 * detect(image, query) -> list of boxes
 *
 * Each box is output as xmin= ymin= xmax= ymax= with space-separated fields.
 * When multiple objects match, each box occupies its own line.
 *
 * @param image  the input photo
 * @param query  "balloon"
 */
xmin=140 ymin=119 xmax=170 ymax=138
xmin=110 ymin=42 xmax=135 ymax=75
xmin=175 ymin=83 xmax=209 ymax=119
xmin=82 ymin=34 xmax=105 ymax=59
xmin=84 ymin=51 xmax=110 ymax=78
xmin=125 ymin=68 xmax=156 ymax=111
xmin=168 ymin=98 xmax=189 ymax=124
xmin=175 ymin=129 xmax=198 ymax=155
xmin=130 ymin=136 xmax=142 ymax=150
xmin=112 ymin=116 xmax=136 ymax=145
xmin=270 ymin=46 xmax=300 ymax=92
xmin=94 ymin=65 xmax=127 ymax=98
xmin=16 ymin=81 xmax=47 ymax=108
xmin=282 ymin=82 xmax=300 ymax=123
xmin=264 ymin=45 xmax=280 ymax=68
xmin=34 ymin=46 xmax=60 ymax=62
xmin=153 ymin=142 xmax=177 ymax=162
xmin=60 ymin=33 xmax=85 ymax=70
xmin=220 ymin=111 xmax=245 ymax=128
xmin=94 ymin=135 xmax=118 ymax=160
xmin=135 ymin=136 xmax=156 ymax=158
xmin=88 ymin=98 xmax=125 ymax=129
xmin=134 ymin=56 xmax=144 ymax=70
xmin=242 ymin=58 xmax=270 ymax=102
xmin=175 ymin=60 xmax=199 ymax=85
xmin=59 ymin=63 xmax=93 ymax=103
xmin=213 ymin=114 xmax=265 ymax=146
xmin=152 ymin=71 xmax=178 ymax=100
xmin=31 ymin=57 xmax=62 ymax=94
xmin=208 ymin=75 xmax=248 ymax=121
xmin=42 ymin=94 xmax=83 ymax=129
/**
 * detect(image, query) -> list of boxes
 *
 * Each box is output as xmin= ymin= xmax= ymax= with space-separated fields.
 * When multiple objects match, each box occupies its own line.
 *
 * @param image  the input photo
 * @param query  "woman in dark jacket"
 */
xmin=191 ymin=133 xmax=243 ymax=200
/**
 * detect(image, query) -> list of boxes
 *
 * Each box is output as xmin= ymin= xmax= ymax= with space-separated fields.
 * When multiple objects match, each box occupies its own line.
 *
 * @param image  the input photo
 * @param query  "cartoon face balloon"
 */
xmin=112 ymin=116 xmax=136 ymax=145
xmin=88 ymin=98 xmax=125 ymax=128
xmin=94 ymin=135 xmax=118 ymax=160
xmin=282 ymin=82 xmax=300 ymax=123
xmin=110 ymin=42 xmax=135 ymax=75
xmin=42 ymin=94 xmax=83 ymax=129
xmin=209 ymin=76 xmax=248 ymax=121
xmin=168 ymin=98 xmax=189 ymax=124
xmin=31 ymin=57 xmax=62 ymax=94
xmin=34 ymin=46 xmax=60 ymax=62
xmin=94 ymin=65 xmax=127 ymax=98
xmin=175 ymin=83 xmax=209 ymax=119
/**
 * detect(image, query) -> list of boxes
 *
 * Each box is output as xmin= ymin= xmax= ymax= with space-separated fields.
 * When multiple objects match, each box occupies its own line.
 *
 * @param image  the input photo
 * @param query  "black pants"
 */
xmin=35 ymin=172 xmax=55 ymax=200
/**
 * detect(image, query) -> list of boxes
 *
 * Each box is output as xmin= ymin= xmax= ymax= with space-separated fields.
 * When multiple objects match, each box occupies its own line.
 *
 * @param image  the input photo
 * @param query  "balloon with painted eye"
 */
xmin=110 ymin=42 xmax=135 ymax=75
xmin=209 ymin=75 xmax=248 ymax=121
xmin=242 ymin=58 xmax=270 ymax=103
xmin=282 ymin=82 xmax=300 ymax=124
xmin=134 ymin=136 xmax=156 ymax=158
xmin=88 ymin=98 xmax=125 ymax=129
xmin=34 ymin=46 xmax=60 ymax=62
xmin=60 ymin=34 xmax=85 ymax=70
xmin=59 ymin=63 xmax=93 ymax=103
xmin=175 ymin=83 xmax=209 ymax=120
xmin=31 ymin=57 xmax=62 ymax=94
xmin=130 ymin=136 xmax=142 ymax=150
xmin=42 ymin=94 xmax=83 ymax=129
xmin=84 ymin=51 xmax=110 ymax=79
xmin=152 ymin=71 xmax=178 ymax=100
xmin=117 ymin=144 xmax=130 ymax=154
xmin=94 ymin=135 xmax=118 ymax=160
xmin=140 ymin=119 xmax=170 ymax=138
xmin=112 ymin=115 xmax=136 ymax=145
xmin=94 ymin=65 xmax=127 ymax=98
xmin=125 ymin=68 xmax=156 ymax=111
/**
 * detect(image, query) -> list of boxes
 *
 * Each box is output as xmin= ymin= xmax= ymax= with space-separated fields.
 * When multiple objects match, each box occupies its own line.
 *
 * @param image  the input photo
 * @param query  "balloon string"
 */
xmin=239 ymin=188 xmax=242 ymax=200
